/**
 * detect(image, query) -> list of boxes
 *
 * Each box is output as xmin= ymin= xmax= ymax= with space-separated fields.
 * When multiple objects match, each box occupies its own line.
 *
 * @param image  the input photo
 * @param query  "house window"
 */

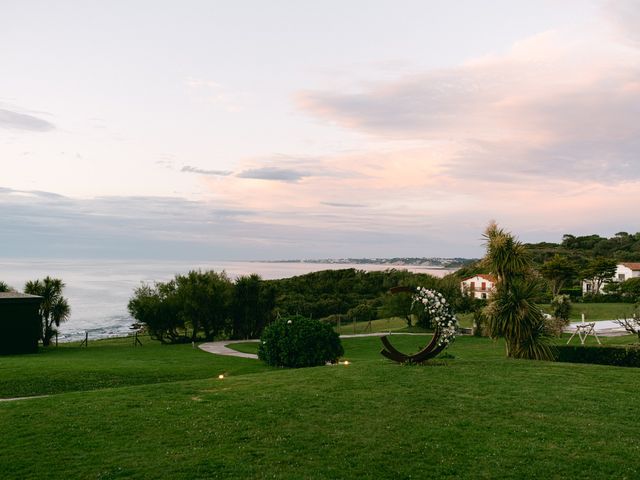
xmin=470 ymin=282 xmax=475 ymax=291
xmin=481 ymin=293 xmax=487 ymax=299
xmin=481 ymin=282 xmax=486 ymax=291
xmin=586 ymin=283 xmax=592 ymax=291
xmin=618 ymin=274 xmax=626 ymax=281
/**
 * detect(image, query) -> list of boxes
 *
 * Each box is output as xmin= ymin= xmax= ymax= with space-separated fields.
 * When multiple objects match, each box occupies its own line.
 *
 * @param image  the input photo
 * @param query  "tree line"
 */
xmin=524 ymin=232 xmax=640 ymax=264
xmin=127 ymin=268 xmax=472 ymax=343
xmin=455 ymin=231 xmax=640 ymax=303
xmin=128 ymin=271 xmax=275 ymax=343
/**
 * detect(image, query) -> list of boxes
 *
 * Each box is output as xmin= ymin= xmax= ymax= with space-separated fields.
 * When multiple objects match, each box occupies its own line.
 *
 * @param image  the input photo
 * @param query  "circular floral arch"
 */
xmin=380 ymin=286 xmax=459 ymax=363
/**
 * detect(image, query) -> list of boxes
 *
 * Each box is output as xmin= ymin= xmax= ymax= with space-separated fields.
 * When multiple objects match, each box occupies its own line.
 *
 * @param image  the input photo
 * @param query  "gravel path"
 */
xmin=198 ymin=339 xmax=260 ymax=359
xmin=198 ymin=332 xmax=432 ymax=360
xmin=0 ymin=395 xmax=49 ymax=403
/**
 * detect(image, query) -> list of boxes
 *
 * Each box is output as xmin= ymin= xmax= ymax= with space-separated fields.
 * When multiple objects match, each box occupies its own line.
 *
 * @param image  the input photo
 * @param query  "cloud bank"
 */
xmin=297 ymin=14 xmax=640 ymax=186
xmin=1 ymin=187 xmax=466 ymax=259
xmin=194 ymin=3 xmax=639 ymax=255
xmin=0 ymin=108 xmax=55 ymax=131
xmin=181 ymin=165 xmax=232 ymax=176
xmin=236 ymin=166 xmax=310 ymax=182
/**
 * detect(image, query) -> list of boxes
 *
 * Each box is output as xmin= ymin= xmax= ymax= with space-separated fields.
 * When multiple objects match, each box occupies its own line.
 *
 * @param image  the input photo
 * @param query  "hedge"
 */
xmin=555 ymin=344 xmax=640 ymax=367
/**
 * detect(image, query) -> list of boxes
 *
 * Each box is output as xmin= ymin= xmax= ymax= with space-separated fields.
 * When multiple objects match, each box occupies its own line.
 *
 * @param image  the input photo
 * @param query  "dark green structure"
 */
xmin=0 ymin=292 xmax=42 ymax=354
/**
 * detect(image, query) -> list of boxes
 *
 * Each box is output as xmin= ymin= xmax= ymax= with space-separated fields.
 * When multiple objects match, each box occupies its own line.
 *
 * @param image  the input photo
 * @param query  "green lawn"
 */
xmin=334 ymin=316 xmax=408 ymax=335
xmin=2 ymin=335 xmax=640 ymax=479
xmin=335 ymin=313 xmax=474 ymax=336
xmin=0 ymin=335 xmax=270 ymax=398
xmin=540 ymin=302 xmax=637 ymax=321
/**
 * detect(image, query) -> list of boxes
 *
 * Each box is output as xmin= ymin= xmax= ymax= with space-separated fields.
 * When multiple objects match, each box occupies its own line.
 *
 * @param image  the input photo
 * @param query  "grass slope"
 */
xmin=2 ymin=336 xmax=640 ymax=479
xmin=0 ymin=336 xmax=269 ymax=398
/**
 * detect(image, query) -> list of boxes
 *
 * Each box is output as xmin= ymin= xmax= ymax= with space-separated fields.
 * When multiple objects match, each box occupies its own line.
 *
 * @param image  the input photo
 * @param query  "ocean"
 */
xmin=0 ymin=259 xmax=453 ymax=342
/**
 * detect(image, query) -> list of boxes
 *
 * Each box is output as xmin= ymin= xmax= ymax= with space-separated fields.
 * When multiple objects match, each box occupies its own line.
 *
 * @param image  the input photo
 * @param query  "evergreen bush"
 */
xmin=258 ymin=315 xmax=343 ymax=368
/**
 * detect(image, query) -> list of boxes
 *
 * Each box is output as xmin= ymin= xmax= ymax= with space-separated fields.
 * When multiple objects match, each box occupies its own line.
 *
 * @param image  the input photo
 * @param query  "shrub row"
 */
xmin=555 ymin=345 xmax=640 ymax=368
xmin=578 ymin=294 xmax=637 ymax=304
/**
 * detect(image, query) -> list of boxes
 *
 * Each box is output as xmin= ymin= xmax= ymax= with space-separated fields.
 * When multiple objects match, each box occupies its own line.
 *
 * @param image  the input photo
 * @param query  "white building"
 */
xmin=582 ymin=262 xmax=640 ymax=294
xmin=460 ymin=274 xmax=496 ymax=299
xmin=615 ymin=263 xmax=640 ymax=281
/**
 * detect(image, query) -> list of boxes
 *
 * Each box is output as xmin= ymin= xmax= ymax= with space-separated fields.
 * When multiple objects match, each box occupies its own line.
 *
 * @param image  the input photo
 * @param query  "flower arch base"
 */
xmin=380 ymin=286 xmax=458 ymax=364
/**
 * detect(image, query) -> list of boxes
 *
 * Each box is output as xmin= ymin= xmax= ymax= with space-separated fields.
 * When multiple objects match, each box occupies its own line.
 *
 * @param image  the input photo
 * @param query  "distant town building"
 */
xmin=460 ymin=274 xmax=496 ymax=299
xmin=582 ymin=263 xmax=640 ymax=295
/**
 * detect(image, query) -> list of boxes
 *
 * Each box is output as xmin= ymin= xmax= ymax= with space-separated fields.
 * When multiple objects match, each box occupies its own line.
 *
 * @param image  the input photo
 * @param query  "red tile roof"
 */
xmin=621 ymin=263 xmax=640 ymax=271
xmin=461 ymin=274 xmax=496 ymax=283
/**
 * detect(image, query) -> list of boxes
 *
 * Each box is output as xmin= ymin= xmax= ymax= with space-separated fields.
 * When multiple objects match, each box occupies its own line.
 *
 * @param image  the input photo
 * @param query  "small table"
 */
xmin=566 ymin=322 xmax=601 ymax=345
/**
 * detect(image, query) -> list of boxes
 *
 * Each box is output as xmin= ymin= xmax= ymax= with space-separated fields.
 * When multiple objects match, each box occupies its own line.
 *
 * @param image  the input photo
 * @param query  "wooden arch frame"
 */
xmin=379 ymin=286 xmax=447 ymax=363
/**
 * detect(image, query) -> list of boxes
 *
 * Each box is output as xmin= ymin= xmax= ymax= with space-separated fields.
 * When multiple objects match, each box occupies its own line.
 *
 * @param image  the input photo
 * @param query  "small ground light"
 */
xmin=343 ymin=361 xmax=350 ymax=365
xmin=218 ymin=374 xmax=224 ymax=379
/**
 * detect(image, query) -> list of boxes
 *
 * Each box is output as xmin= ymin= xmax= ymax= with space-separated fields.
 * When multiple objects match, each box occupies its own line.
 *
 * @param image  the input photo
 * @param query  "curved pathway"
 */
xmin=0 ymin=395 xmax=49 ymax=403
xmin=198 ymin=332 xmax=432 ymax=359
xmin=199 ymin=339 xmax=260 ymax=359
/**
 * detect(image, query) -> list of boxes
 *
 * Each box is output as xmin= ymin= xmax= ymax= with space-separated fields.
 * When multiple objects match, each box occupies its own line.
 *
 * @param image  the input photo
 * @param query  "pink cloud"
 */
xmin=605 ymin=0 xmax=640 ymax=47
xmin=296 ymin=22 xmax=640 ymax=185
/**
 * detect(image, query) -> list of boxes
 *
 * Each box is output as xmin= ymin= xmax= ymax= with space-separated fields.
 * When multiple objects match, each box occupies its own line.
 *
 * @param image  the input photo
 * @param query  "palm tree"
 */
xmin=483 ymin=222 xmax=553 ymax=360
xmin=482 ymin=221 xmax=530 ymax=284
xmin=24 ymin=277 xmax=70 ymax=346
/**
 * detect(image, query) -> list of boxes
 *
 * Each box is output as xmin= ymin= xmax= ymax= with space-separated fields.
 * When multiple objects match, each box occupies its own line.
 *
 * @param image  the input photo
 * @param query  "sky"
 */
xmin=1 ymin=0 xmax=639 ymax=260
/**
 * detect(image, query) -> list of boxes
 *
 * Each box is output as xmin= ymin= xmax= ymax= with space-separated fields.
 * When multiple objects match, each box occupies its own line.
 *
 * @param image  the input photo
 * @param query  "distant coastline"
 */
xmin=258 ymin=257 xmax=476 ymax=269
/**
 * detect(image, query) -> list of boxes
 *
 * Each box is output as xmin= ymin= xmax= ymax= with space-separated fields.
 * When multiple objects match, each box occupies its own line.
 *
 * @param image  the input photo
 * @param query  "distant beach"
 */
xmin=0 ymin=258 xmax=454 ymax=342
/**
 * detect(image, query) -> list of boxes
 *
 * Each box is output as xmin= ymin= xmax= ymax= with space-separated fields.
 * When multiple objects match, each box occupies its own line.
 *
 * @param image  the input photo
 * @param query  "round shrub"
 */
xmin=258 ymin=315 xmax=344 ymax=368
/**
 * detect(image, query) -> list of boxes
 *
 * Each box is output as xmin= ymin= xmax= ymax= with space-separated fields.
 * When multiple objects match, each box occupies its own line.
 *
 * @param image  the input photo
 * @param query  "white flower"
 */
xmin=412 ymin=288 xmax=457 ymax=347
